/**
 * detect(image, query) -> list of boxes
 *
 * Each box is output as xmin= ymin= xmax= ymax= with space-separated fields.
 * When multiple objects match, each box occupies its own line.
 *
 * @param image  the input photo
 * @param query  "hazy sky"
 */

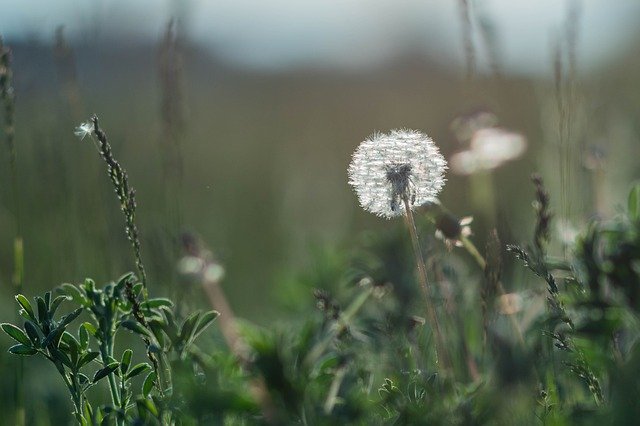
xmin=1 ymin=0 xmax=639 ymax=75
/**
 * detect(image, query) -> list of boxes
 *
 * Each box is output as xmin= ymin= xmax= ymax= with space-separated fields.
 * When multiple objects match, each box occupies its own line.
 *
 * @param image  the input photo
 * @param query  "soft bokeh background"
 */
xmin=1 ymin=0 xmax=639 ymax=336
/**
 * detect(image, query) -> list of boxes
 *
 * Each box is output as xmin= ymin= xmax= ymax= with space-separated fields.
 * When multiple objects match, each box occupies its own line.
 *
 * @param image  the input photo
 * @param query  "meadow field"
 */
xmin=1 ymin=2 xmax=640 ymax=424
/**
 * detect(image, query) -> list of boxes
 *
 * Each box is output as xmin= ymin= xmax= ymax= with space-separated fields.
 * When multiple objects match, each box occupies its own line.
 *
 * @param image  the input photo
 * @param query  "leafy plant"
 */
xmin=2 ymin=273 xmax=218 ymax=425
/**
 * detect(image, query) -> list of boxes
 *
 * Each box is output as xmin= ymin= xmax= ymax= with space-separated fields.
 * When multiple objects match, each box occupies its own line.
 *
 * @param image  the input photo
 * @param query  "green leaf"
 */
xmin=120 ymin=320 xmax=149 ymax=337
xmin=8 ymin=344 xmax=37 ymax=356
xmin=43 ymin=326 xmax=65 ymax=348
xmin=120 ymin=349 xmax=133 ymax=374
xmin=192 ymin=310 xmax=219 ymax=341
xmin=24 ymin=321 xmax=42 ymax=348
xmin=79 ymin=325 xmax=89 ymax=350
xmin=629 ymin=184 xmax=640 ymax=221
xmin=62 ymin=331 xmax=80 ymax=348
xmin=1 ymin=323 xmax=31 ymax=345
xmin=78 ymin=373 xmax=91 ymax=386
xmin=116 ymin=272 xmax=136 ymax=289
xmin=61 ymin=284 xmax=90 ymax=307
xmin=82 ymin=322 xmax=98 ymax=337
xmin=136 ymin=397 xmax=159 ymax=418
xmin=15 ymin=295 xmax=35 ymax=321
xmin=142 ymin=371 xmax=156 ymax=398
xmin=126 ymin=363 xmax=151 ymax=379
xmin=93 ymin=362 xmax=120 ymax=383
xmin=36 ymin=297 xmax=48 ymax=323
xmin=78 ymin=351 xmax=100 ymax=368
xmin=148 ymin=320 xmax=166 ymax=348
xmin=132 ymin=282 xmax=143 ymax=297
xmin=179 ymin=312 xmax=201 ymax=345
xmin=60 ymin=308 xmax=83 ymax=328
xmin=82 ymin=278 xmax=96 ymax=294
xmin=83 ymin=401 xmax=93 ymax=424
xmin=49 ymin=295 xmax=69 ymax=317
xmin=62 ymin=332 xmax=80 ymax=366
xmin=140 ymin=298 xmax=174 ymax=310
xmin=50 ymin=347 xmax=74 ymax=368
xmin=18 ymin=309 xmax=33 ymax=321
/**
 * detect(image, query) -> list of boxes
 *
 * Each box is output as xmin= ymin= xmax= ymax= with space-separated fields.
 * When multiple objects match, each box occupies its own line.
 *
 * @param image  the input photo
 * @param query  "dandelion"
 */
xmin=348 ymin=129 xmax=451 ymax=372
xmin=348 ymin=129 xmax=447 ymax=219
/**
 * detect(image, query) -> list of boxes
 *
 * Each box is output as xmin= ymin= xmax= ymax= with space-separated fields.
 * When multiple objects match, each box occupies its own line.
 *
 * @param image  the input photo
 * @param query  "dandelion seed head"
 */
xmin=74 ymin=121 xmax=94 ymax=141
xmin=348 ymin=129 xmax=447 ymax=219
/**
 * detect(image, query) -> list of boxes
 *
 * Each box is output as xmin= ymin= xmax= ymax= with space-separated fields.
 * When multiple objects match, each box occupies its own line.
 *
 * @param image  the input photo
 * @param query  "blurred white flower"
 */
xmin=348 ymin=129 xmax=447 ymax=219
xmin=556 ymin=219 xmax=579 ymax=246
xmin=74 ymin=121 xmax=93 ymax=141
xmin=498 ymin=292 xmax=523 ymax=315
xmin=450 ymin=127 xmax=527 ymax=175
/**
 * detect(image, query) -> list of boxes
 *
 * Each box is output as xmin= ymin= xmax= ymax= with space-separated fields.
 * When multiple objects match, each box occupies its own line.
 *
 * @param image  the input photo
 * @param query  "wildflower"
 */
xmin=435 ymin=214 xmax=473 ymax=249
xmin=74 ymin=121 xmax=93 ymax=141
xmin=348 ymin=129 xmax=447 ymax=219
xmin=450 ymin=127 xmax=526 ymax=175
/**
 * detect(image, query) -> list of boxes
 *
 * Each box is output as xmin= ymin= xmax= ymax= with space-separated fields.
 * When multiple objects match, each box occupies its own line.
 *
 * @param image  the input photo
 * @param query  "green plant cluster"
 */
xmin=2 ymin=274 xmax=218 ymax=425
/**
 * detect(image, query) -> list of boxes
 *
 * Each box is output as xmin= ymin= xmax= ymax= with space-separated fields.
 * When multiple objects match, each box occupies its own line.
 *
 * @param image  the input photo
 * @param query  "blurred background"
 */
xmin=1 ymin=0 xmax=640 ymax=323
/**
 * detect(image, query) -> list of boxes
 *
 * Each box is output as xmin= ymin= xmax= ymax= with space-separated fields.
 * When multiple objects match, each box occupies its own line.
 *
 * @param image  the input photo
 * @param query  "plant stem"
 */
xmin=460 ymin=236 xmax=486 ymax=270
xmin=200 ymin=265 xmax=278 ymax=423
xmin=323 ymin=364 xmax=347 ymax=414
xmin=305 ymin=284 xmax=373 ymax=367
xmin=402 ymin=197 xmax=451 ymax=373
xmin=460 ymin=235 xmax=525 ymax=346
xmin=100 ymin=338 xmax=122 ymax=412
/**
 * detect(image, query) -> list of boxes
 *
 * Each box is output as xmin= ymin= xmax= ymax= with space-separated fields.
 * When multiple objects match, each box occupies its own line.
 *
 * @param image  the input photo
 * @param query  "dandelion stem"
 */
xmin=402 ymin=196 xmax=451 ymax=373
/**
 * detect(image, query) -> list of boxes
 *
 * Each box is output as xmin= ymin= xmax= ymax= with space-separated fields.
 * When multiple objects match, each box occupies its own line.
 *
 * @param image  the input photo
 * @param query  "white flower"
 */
xmin=450 ymin=127 xmax=526 ymax=175
xmin=348 ymin=129 xmax=447 ymax=219
xmin=74 ymin=121 xmax=94 ymax=141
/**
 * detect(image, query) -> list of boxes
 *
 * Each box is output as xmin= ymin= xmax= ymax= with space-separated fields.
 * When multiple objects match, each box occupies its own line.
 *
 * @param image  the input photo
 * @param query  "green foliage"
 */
xmin=3 ymin=275 xmax=220 ymax=425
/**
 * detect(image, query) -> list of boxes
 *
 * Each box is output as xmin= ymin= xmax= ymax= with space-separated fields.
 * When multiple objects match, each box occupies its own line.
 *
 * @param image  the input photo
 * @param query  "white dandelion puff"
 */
xmin=74 ymin=121 xmax=94 ymax=141
xmin=348 ymin=129 xmax=447 ymax=219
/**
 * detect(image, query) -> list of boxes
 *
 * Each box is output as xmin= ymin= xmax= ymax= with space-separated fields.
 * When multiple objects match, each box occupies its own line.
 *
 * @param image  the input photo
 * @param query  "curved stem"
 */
xmin=402 ymin=197 xmax=452 ymax=373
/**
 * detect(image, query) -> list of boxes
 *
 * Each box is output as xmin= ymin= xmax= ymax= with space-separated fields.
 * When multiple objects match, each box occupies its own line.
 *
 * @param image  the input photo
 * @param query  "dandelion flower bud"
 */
xmin=348 ymin=129 xmax=447 ymax=219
